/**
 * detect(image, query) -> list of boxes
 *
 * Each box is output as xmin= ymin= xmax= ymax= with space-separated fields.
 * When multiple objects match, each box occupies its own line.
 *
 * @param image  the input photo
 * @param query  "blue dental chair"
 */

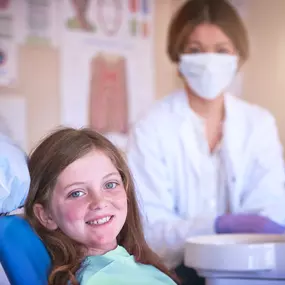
xmin=0 ymin=215 xmax=51 ymax=285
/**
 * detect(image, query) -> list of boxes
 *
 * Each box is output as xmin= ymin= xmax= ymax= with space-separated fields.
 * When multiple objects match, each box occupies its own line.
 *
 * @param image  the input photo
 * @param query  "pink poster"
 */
xmin=89 ymin=53 xmax=128 ymax=134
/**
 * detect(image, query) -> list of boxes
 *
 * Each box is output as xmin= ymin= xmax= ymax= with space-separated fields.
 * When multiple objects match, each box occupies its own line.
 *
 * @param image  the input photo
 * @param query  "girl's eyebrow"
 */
xmin=103 ymin=172 xmax=120 ymax=179
xmin=64 ymin=182 xmax=85 ymax=191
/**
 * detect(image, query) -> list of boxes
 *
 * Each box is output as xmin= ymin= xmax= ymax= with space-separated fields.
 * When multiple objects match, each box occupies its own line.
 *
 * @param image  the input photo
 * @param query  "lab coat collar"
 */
xmin=173 ymin=90 xmax=243 ymax=180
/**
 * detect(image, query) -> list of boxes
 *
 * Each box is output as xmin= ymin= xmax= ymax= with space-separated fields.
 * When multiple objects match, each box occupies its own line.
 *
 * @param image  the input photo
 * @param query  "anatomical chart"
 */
xmin=66 ymin=0 xmax=96 ymax=32
xmin=89 ymin=53 xmax=128 ymax=134
xmin=20 ymin=0 xmax=59 ymax=47
xmin=0 ymin=0 xmax=17 ymax=86
xmin=61 ymin=0 xmax=154 ymax=143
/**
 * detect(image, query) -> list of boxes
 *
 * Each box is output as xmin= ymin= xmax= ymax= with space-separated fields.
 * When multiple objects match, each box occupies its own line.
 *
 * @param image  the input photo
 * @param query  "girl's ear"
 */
xmin=33 ymin=203 xmax=58 ymax=230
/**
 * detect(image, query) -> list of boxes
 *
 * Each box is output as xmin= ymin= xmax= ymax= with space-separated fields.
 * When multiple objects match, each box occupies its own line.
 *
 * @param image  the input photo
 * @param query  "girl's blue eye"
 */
xmin=70 ymin=191 xmax=84 ymax=198
xmin=105 ymin=182 xmax=118 ymax=189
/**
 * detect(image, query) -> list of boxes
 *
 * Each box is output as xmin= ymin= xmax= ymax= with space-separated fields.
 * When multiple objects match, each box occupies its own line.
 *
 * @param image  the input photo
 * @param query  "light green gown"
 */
xmin=78 ymin=246 xmax=177 ymax=285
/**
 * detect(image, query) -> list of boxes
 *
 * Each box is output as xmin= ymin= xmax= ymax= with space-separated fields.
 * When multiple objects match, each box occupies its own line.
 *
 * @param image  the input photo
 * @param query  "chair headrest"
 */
xmin=0 ymin=215 xmax=51 ymax=285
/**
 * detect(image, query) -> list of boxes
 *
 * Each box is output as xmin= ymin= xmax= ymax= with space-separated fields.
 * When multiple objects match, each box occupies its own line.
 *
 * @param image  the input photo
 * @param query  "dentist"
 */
xmin=127 ymin=0 xmax=285 ymax=284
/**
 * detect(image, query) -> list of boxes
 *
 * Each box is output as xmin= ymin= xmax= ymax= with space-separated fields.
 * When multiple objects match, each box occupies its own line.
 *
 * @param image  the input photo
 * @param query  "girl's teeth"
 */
xmin=87 ymin=216 xmax=111 ymax=225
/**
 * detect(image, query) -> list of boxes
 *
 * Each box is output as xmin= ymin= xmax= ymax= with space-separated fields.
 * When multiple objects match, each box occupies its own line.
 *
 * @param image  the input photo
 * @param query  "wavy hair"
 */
xmin=24 ymin=127 xmax=177 ymax=285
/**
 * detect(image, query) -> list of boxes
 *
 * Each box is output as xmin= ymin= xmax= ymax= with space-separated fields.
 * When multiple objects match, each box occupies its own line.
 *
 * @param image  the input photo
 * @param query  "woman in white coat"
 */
xmin=127 ymin=0 xmax=285 ymax=284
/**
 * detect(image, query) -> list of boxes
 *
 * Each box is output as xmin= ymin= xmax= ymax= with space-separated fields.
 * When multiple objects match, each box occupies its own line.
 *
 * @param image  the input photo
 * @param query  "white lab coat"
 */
xmin=127 ymin=90 xmax=285 ymax=269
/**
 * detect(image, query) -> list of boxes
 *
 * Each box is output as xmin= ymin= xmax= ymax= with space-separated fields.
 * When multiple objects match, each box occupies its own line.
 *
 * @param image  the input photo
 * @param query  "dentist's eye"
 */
xmin=185 ymin=46 xmax=201 ymax=54
xmin=217 ymin=48 xmax=231 ymax=54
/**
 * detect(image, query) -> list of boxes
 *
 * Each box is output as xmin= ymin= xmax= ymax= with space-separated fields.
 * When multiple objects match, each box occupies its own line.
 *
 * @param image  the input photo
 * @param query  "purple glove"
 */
xmin=215 ymin=214 xmax=285 ymax=234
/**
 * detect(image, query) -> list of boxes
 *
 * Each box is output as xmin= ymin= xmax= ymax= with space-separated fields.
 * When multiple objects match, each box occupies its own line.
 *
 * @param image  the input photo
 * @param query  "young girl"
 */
xmin=24 ymin=127 xmax=177 ymax=285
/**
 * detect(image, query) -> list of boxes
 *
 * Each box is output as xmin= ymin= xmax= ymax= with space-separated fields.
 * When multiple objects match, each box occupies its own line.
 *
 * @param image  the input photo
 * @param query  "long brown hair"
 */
xmin=167 ymin=0 xmax=249 ymax=64
xmin=24 ymin=127 xmax=177 ymax=285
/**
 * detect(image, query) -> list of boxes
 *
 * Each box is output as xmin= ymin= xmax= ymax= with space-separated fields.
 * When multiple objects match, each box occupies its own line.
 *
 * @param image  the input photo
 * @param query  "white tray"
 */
xmin=184 ymin=234 xmax=285 ymax=272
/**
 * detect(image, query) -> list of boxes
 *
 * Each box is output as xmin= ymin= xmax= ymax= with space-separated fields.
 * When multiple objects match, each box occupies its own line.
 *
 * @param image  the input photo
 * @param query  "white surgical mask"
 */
xmin=179 ymin=53 xmax=238 ymax=100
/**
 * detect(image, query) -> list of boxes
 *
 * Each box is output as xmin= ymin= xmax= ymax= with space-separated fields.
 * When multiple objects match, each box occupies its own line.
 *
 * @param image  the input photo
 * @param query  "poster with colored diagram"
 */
xmin=0 ymin=39 xmax=16 ymax=86
xmin=16 ymin=0 xmax=59 ymax=47
xmin=64 ymin=0 xmax=151 ymax=38
xmin=0 ymin=0 xmax=17 ymax=86
xmin=61 ymin=0 xmax=154 ymax=151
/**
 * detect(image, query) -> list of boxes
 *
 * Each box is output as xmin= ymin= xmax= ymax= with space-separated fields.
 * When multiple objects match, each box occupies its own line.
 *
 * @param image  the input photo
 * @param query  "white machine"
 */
xmin=184 ymin=234 xmax=285 ymax=285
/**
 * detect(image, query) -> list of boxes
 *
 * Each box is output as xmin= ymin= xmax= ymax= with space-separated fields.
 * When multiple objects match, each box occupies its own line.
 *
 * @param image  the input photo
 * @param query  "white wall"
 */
xmin=243 ymin=0 xmax=285 ymax=147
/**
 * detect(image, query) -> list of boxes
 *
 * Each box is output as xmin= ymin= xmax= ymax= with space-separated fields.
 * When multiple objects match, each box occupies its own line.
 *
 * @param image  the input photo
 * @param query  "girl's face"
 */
xmin=34 ymin=150 xmax=128 ymax=255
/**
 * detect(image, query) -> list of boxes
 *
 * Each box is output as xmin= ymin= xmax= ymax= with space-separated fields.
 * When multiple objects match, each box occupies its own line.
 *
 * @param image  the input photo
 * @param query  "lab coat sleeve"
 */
xmin=241 ymin=113 xmax=285 ymax=225
xmin=127 ymin=120 xmax=216 ymax=269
